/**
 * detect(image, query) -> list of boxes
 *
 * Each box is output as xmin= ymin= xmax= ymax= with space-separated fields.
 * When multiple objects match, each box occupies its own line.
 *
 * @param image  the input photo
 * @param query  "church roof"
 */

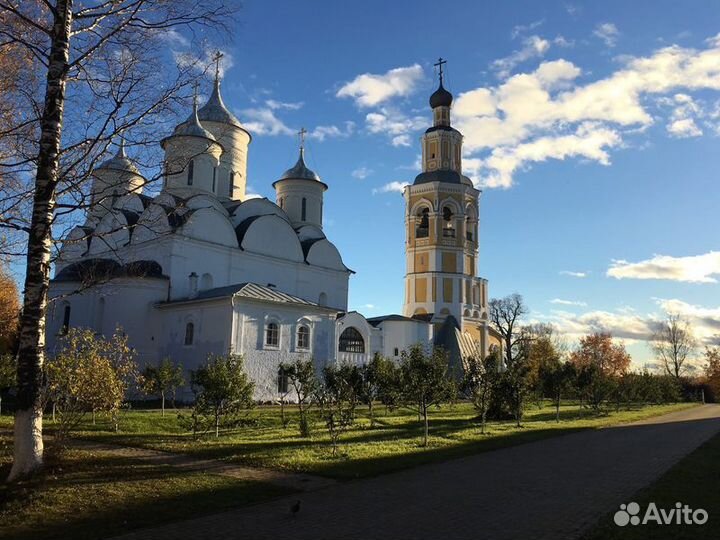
xmin=429 ymin=81 xmax=453 ymax=109
xmin=366 ymin=314 xmax=423 ymax=327
xmin=413 ymin=170 xmax=463 ymax=185
xmin=198 ymin=77 xmax=244 ymax=129
xmin=161 ymin=282 xmax=327 ymax=308
xmin=54 ymin=258 xmax=166 ymax=282
xmin=273 ymin=147 xmax=328 ymax=189
xmin=168 ymin=96 xmax=217 ymax=143
xmin=97 ymin=140 xmax=139 ymax=173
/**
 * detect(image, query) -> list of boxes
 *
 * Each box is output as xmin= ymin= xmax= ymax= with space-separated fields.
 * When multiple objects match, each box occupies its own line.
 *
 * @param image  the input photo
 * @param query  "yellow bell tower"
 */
xmin=402 ymin=59 xmax=489 ymax=344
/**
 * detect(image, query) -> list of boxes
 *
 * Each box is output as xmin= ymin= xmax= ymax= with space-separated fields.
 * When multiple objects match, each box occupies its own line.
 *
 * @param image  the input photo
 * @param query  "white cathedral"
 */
xmin=47 ymin=62 xmax=501 ymax=401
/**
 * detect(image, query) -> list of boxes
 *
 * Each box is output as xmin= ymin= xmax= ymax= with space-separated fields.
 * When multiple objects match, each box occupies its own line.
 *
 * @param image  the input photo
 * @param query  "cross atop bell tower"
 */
xmin=434 ymin=57 xmax=447 ymax=83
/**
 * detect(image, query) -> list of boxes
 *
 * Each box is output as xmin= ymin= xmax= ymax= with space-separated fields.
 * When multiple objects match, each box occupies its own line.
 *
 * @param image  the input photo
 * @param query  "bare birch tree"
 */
xmin=0 ymin=0 xmax=238 ymax=481
xmin=488 ymin=293 xmax=528 ymax=368
xmin=651 ymin=313 xmax=697 ymax=379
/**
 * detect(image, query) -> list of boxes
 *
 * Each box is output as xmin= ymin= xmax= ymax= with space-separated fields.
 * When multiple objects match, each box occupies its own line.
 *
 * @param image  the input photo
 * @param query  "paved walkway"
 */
xmin=114 ymin=404 xmax=720 ymax=540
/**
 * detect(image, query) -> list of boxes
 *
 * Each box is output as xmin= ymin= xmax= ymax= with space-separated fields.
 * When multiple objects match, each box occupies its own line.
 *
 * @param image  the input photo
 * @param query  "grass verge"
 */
xmin=0 ymin=433 xmax=291 ymax=540
xmin=1 ymin=401 xmax=694 ymax=480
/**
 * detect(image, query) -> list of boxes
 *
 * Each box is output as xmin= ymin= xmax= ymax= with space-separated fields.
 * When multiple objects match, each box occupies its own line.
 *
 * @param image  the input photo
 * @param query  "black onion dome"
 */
xmin=429 ymin=81 xmax=453 ymax=109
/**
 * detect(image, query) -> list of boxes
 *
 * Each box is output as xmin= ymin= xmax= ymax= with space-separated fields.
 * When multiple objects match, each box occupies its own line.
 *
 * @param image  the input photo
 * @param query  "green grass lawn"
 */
xmin=0 ymin=432 xmax=291 ymax=540
xmin=1 ymin=401 xmax=694 ymax=480
xmin=0 ymin=401 xmax=698 ymax=539
xmin=583 ymin=429 xmax=720 ymax=540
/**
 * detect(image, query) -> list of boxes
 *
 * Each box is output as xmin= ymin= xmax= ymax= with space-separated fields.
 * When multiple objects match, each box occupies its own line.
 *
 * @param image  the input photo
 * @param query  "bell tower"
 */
xmin=402 ymin=59 xmax=488 ymax=333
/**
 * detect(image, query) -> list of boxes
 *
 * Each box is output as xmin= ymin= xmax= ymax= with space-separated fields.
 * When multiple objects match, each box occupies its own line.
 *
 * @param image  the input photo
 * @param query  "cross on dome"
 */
xmin=434 ymin=57 xmax=447 ymax=83
xmin=212 ymin=50 xmax=224 ymax=82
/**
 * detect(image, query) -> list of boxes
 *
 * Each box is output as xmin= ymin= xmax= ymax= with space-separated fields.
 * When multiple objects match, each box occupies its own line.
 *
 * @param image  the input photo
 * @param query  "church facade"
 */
xmin=47 ymin=62 xmax=498 ymax=401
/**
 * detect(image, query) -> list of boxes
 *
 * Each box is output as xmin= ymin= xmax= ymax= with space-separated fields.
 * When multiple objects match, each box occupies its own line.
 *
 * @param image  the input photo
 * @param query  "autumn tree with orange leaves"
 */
xmin=570 ymin=332 xmax=631 ymax=376
xmin=570 ymin=332 xmax=631 ymax=411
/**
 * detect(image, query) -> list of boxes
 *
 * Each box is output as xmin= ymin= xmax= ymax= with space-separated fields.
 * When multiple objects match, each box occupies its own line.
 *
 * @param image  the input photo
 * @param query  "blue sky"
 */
xmin=21 ymin=0 xmax=717 ymax=366
xmin=200 ymin=0 xmax=720 ymax=366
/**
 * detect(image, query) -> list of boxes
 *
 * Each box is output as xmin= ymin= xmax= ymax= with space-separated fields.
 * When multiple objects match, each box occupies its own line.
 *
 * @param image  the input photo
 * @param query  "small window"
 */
xmin=61 ymin=304 xmax=71 ymax=335
xmin=212 ymin=166 xmax=217 ymax=192
xmin=394 ymin=347 xmax=399 ymax=357
xmin=297 ymin=325 xmax=310 ymax=349
xmin=279 ymin=197 xmax=284 ymax=209
xmin=229 ymin=171 xmax=235 ymax=197
xmin=318 ymin=292 xmax=328 ymax=306
xmin=266 ymin=322 xmax=279 ymax=347
xmin=187 ymin=159 xmax=194 ymax=186
xmin=277 ymin=366 xmax=289 ymax=394
xmin=443 ymin=206 xmax=453 ymax=221
xmin=301 ymin=197 xmax=307 ymax=221
xmin=184 ymin=322 xmax=194 ymax=346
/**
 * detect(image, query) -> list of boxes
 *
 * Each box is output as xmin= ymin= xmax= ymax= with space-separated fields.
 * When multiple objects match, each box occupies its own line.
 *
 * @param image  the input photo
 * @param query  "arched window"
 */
xmin=279 ymin=197 xmax=284 ymax=209
xmin=318 ymin=292 xmax=328 ymax=306
xmin=229 ymin=172 xmax=235 ymax=197
xmin=339 ymin=327 xmax=364 ymax=353
xmin=297 ymin=325 xmax=310 ymax=350
xmin=212 ymin=166 xmax=217 ymax=192
xmin=187 ymin=159 xmax=194 ymax=186
xmin=277 ymin=366 xmax=289 ymax=394
xmin=416 ymin=207 xmax=429 ymax=238
xmin=466 ymin=217 xmax=473 ymax=241
xmin=266 ymin=322 xmax=279 ymax=347
xmin=443 ymin=206 xmax=456 ymax=238
xmin=301 ymin=197 xmax=307 ymax=221
xmin=61 ymin=304 xmax=71 ymax=335
xmin=184 ymin=322 xmax=194 ymax=345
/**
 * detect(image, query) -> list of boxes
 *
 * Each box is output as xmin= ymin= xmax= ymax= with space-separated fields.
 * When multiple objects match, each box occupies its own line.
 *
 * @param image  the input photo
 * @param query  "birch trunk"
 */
xmin=9 ymin=0 xmax=73 ymax=482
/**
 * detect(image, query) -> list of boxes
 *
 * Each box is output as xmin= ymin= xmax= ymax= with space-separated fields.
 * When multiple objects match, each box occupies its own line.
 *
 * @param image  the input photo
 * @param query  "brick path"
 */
xmin=113 ymin=404 xmax=720 ymax=540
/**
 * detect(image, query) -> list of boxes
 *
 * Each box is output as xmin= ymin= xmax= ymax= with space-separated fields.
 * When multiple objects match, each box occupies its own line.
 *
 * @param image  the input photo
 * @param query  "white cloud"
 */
xmin=175 ymin=48 xmax=234 ymax=77
xmin=351 ymin=166 xmax=373 ymax=180
xmin=266 ymin=99 xmax=304 ymax=111
xmin=607 ymin=251 xmax=720 ymax=283
xmin=492 ymin=35 xmax=551 ymax=79
xmin=337 ymin=64 xmax=424 ymax=107
xmin=550 ymin=298 xmax=588 ymax=306
xmin=548 ymin=307 xmax=656 ymax=342
xmin=372 ymin=181 xmax=409 ymax=195
xmin=158 ymin=29 xmax=189 ymax=47
xmin=594 ymin=22 xmax=620 ymax=47
xmin=365 ymin=108 xmax=426 ymax=135
xmin=654 ymin=298 xmax=720 ymax=344
xmin=560 ymin=270 xmax=587 ymax=277
xmin=511 ymin=20 xmax=544 ymax=39
xmin=363 ymin=108 xmax=425 ymax=146
xmin=392 ymin=135 xmax=411 ymax=147
xmin=452 ymin=37 xmax=720 ymax=188
xmin=664 ymin=93 xmax=703 ymax=137
xmin=308 ymin=121 xmax=355 ymax=141
xmin=241 ymin=107 xmax=294 ymax=136
xmin=667 ymin=118 xmax=703 ymax=137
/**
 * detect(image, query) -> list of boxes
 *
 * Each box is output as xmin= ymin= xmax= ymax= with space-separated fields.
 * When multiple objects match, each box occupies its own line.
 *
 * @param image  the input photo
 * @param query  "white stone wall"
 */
xmin=232 ymin=300 xmax=338 ymax=402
